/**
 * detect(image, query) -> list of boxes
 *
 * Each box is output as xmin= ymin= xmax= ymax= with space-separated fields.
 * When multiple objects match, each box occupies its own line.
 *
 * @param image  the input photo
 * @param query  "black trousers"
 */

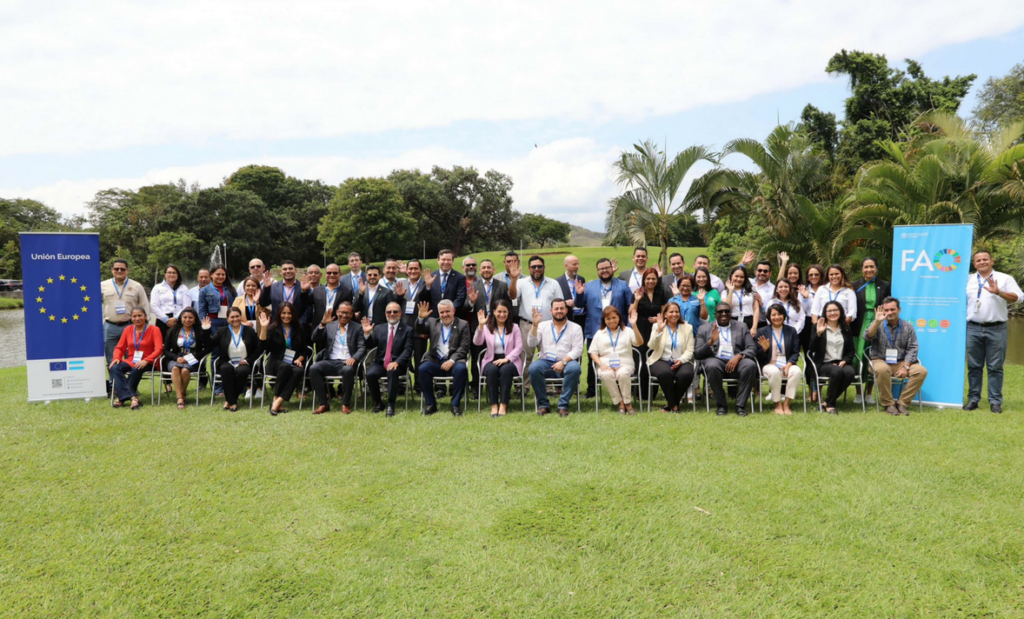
xmin=702 ymin=357 xmax=757 ymax=409
xmin=412 ymin=335 xmax=428 ymax=392
xmin=584 ymin=337 xmax=598 ymax=396
xmin=266 ymin=359 xmax=302 ymax=401
xmin=310 ymin=359 xmax=358 ymax=407
xmin=217 ymin=361 xmax=252 ymax=406
xmin=650 ymin=360 xmax=695 ymax=409
xmin=817 ymin=362 xmax=856 ymax=407
xmin=483 ymin=360 xmax=519 ymax=405
xmin=366 ymin=361 xmax=408 ymax=406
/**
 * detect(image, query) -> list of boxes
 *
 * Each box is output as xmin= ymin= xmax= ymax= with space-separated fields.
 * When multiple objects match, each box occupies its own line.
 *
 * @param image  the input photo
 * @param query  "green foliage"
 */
xmin=318 ymin=177 xmax=416 ymax=263
xmin=972 ymin=62 xmax=1024 ymax=134
xmin=144 ymin=231 xmax=203 ymax=277
xmin=799 ymin=104 xmax=839 ymax=161
xmin=520 ymin=213 xmax=570 ymax=248
xmin=1 ymin=198 xmax=82 ymax=278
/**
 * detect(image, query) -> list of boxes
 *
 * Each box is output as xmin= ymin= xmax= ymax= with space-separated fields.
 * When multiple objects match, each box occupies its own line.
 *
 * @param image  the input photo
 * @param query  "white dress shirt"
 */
xmin=151 ymin=281 xmax=192 ymax=323
xmin=811 ymin=286 xmax=857 ymax=320
xmin=966 ymin=270 xmax=1022 ymax=323
xmin=526 ymin=319 xmax=585 ymax=362
xmin=513 ymin=276 xmax=564 ymax=323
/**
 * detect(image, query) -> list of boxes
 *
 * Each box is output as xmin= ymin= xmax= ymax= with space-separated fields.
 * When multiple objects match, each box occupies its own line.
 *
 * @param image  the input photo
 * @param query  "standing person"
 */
xmin=694 ymin=301 xmax=758 ymax=416
xmin=807 ymin=301 xmax=856 ymax=414
xmin=460 ymin=256 xmax=479 ymax=317
xmin=416 ymin=299 xmax=472 ymax=416
xmin=578 ymin=258 xmax=633 ymax=398
xmin=648 ymin=302 xmax=696 ymax=413
xmin=101 ymin=259 xmax=151 ymax=394
xmin=668 ymin=274 xmax=701 ymax=335
xmin=811 ymin=264 xmax=856 ymax=324
xmin=207 ymin=307 xmax=259 ymax=412
xmin=556 ymin=256 xmax=589 ymax=397
xmin=396 ymin=259 xmax=430 ymax=393
xmin=380 ymin=259 xmax=404 ymax=293
xmin=693 ymin=255 xmax=726 ymax=293
xmin=619 ymin=247 xmax=662 ymax=295
xmin=527 ymin=299 xmax=584 ymax=417
xmin=632 ymin=268 xmax=668 ymax=400
xmin=232 ymin=277 xmax=270 ymax=337
xmin=362 ymin=302 xmax=415 ymax=417
xmin=509 ymin=255 xmax=563 ymax=386
xmin=189 ymin=268 xmax=211 ymax=311
xmin=776 ymin=252 xmax=801 ymax=286
xmin=259 ymin=261 xmax=312 ymax=326
xmin=693 ymin=267 xmax=720 ymax=324
xmin=311 ymin=263 xmax=345 ymax=331
xmin=163 ymin=308 xmax=211 ymax=410
xmin=302 ymin=264 xmax=323 ymax=327
xmin=755 ymin=305 xmax=803 ymax=415
xmin=423 ymin=249 xmax=467 ymax=318
xmin=851 ymin=257 xmax=891 ymax=405
xmin=722 ymin=265 xmax=760 ymax=336
xmin=964 ymin=250 xmax=1022 ymax=413
xmin=355 ymin=265 xmax=398 ymax=326
xmin=309 ymin=302 xmax=365 ymax=414
xmin=257 ymin=302 xmax=310 ymax=415
xmin=340 ymin=252 xmax=366 ymax=303
xmin=661 ymin=253 xmax=690 ymax=295
xmin=473 ymin=299 xmax=523 ymax=417
xmin=863 ymin=297 xmax=928 ymax=416
xmin=237 ymin=258 xmax=273 ymax=295
xmin=108 ymin=307 xmax=163 ymax=410
xmin=801 ymin=263 xmax=826 ymax=403
xmin=197 ymin=266 xmax=235 ymax=327
xmin=766 ymin=279 xmax=805 ymax=336
xmin=589 ymin=305 xmax=645 ymax=414
xmin=467 ymin=258 xmax=511 ymax=396
xmin=150 ymin=264 xmax=191 ymax=341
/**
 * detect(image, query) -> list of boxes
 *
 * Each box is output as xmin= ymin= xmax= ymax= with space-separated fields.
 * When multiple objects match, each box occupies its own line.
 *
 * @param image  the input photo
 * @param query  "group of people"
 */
xmin=101 ymin=246 xmax=1021 ymax=417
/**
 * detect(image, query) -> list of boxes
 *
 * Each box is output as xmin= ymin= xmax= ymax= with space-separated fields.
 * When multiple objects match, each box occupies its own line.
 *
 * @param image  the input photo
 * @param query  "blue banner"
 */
xmin=19 ymin=233 xmax=107 ymax=401
xmin=891 ymin=224 xmax=973 ymax=407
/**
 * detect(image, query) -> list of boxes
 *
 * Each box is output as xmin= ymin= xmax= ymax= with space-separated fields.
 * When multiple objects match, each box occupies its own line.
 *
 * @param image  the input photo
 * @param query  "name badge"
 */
xmin=217 ymin=306 xmax=227 ymax=319
xmin=405 ymin=300 xmax=415 ymax=315
xmin=115 ymin=302 xmax=127 ymax=315
xmin=609 ymin=358 xmax=621 ymax=369
xmin=885 ymin=348 xmax=898 ymax=364
xmin=511 ymin=298 xmax=519 ymax=307
xmin=544 ymin=352 xmax=557 ymax=362
xmin=183 ymin=353 xmax=198 ymax=366
xmin=718 ymin=341 xmax=734 ymax=361
xmin=132 ymin=351 xmax=143 ymax=363
xmin=436 ymin=345 xmax=449 ymax=359
xmin=775 ymin=357 xmax=787 ymax=369
xmin=283 ymin=349 xmax=295 ymax=364
xmin=230 ymin=355 xmax=241 ymax=367
xmin=573 ymin=307 xmax=584 ymax=315
xmin=532 ymin=303 xmax=542 ymax=312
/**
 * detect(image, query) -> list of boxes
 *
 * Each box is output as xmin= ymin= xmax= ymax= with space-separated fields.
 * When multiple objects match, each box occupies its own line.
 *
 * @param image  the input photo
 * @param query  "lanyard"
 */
xmin=407 ymin=280 xmax=420 ymax=300
xmin=884 ymin=321 xmax=900 ymax=348
xmin=632 ymin=270 xmax=642 ymax=288
xmin=168 ymin=282 xmax=177 ymax=305
xmin=531 ymin=279 xmax=544 ymax=299
xmin=283 ymin=325 xmax=292 ymax=349
xmin=336 ymin=327 xmax=347 ymax=346
xmin=133 ymin=325 xmax=147 ymax=351
xmin=720 ymin=327 xmax=732 ymax=345
xmin=568 ymin=276 xmax=577 ymax=302
xmin=179 ymin=329 xmax=194 ymax=351
xmin=215 ymin=285 xmax=226 ymax=303
xmin=977 ymin=273 xmax=992 ymax=300
xmin=230 ymin=326 xmax=243 ymax=349
xmin=112 ymin=279 xmax=126 ymax=299
xmin=771 ymin=328 xmax=785 ymax=357
xmin=497 ymin=329 xmax=506 ymax=350
xmin=441 ymin=323 xmax=452 ymax=346
xmin=385 ymin=280 xmax=395 ymax=291
xmin=668 ymin=326 xmax=679 ymax=351
xmin=326 ymin=285 xmax=337 ymax=306
xmin=856 ymin=279 xmax=875 ymax=294
xmin=484 ymin=281 xmax=493 ymax=305
xmin=366 ymin=286 xmax=379 ymax=314
xmin=738 ymin=293 xmax=743 ymax=315
xmin=551 ymin=323 xmax=567 ymax=345
xmin=246 ymin=297 xmax=257 ymax=319
xmin=607 ymin=327 xmax=620 ymax=348
xmin=601 ymin=283 xmax=613 ymax=298
xmin=828 ymin=287 xmax=841 ymax=303
xmin=283 ymin=283 xmax=296 ymax=304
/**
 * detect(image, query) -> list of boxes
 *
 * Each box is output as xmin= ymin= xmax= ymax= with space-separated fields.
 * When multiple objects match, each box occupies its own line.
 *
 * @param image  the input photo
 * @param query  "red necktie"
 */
xmin=384 ymin=325 xmax=395 ymax=366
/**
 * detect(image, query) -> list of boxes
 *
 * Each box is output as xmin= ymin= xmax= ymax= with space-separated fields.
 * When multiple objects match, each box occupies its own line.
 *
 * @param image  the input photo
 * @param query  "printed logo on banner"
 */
xmin=49 ymin=361 xmax=67 ymax=371
xmin=932 ymin=249 xmax=961 ymax=272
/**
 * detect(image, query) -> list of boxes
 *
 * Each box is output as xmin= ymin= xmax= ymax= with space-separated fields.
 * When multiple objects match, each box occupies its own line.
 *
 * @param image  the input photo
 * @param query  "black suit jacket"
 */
xmin=754 ymin=324 xmax=801 ymax=366
xmin=466 ymin=278 xmax=511 ymax=330
xmin=851 ymin=278 xmax=892 ymax=339
xmin=211 ymin=324 xmax=262 ymax=366
xmin=262 ymin=325 xmax=312 ymax=366
xmin=428 ymin=269 xmax=467 ymax=318
xmin=311 ymin=285 xmax=346 ymax=326
xmin=163 ymin=324 xmax=212 ymax=366
xmin=695 ymin=321 xmax=756 ymax=362
xmin=399 ymin=280 xmax=431 ymax=329
xmin=364 ymin=322 xmax=415 ymax=368
xmin=555 ymin=274 xmax=586 ymax=325
xmin=311 ymin=320 xmax=366 ymax=364
xmin=258 ymin=281 xmax=312 ymax=325
xmin=807 ymin=326 xmax=855 ymax=367
xmin=355 ymin=285 xmax=399 ymax=326
xmin=335 ymin=274 xmax=365 ymax=309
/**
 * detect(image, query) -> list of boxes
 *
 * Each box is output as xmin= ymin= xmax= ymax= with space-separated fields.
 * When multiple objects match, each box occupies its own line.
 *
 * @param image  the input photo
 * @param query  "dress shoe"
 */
xmin=736 ymin=407 xmax=748 ymax=417
xmin=424 ymin=404 xmax=438 ymax=415
xmin=716 ymin=407 xmax=727 ymax=416
xmin=313 ymin=405 xmax=329 ymax=415
xmin=885 ymin=405 xmax=900 ymax=416
xmin=558 ymin=408 xmax=570 ymax=417
xmin=584 ymin=391 xmax=595 ymax=399
xmin=897 ymin=403 xmax=909 ymax=416
xmin=342 ymin=405 xmax=352 ymax=414
xmin=451 ymin=406 xmax=463 ymax=416
xmin=386 ymin=406 xmax=396 ymax=417
xmin=269 ymin=406 xmax=279 ymax=416
xmin=991 ymin=403 xmax=1003 ymax=413
xmin=963 ymin=400 xmax=979 ymax=411
xmin=371 ymin=404 xmax=383 ymax=414
xmin=537 ymin=406 xmax=550 ymax=416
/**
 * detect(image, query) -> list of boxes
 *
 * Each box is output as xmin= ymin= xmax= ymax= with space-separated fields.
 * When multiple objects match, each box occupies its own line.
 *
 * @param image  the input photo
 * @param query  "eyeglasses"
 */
xmin=249 ymin=265 xmax=263 ymax=270
xmin=112 ymin=267 xmax=126 ymax=272
xmin=715 ymin=309 xmax=731 ymax=315
xmin=756 ymin=269 xmax=769 ymax=274
xmin=385 ymin=310 xmax=400 ymax=315
xmin=326 ymin=271 xmax=340 ymax=275
xmin=529 ymin=265 xmax=544 ymax=270
xmin=464 ymin=264 xmax=477 ymax=268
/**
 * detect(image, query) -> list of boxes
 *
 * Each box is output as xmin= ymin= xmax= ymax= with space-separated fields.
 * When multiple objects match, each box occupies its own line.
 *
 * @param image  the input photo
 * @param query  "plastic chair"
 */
xmin=594 ymin=347 xmax=644 ymax=412
xmin=644 ymin=349 xmax=698 ymax=413
xmin=108 ymin=357 xmax=161 ymax=406
xmin=700 ymin=358 xmax=758 ymax=412
xmin=476 ymin=349 xmax=526 ymax=413
xmin=361 ymin=347 xmax=413 ymax=411
xmin=861 ymin=352 xmax=924 ymax=413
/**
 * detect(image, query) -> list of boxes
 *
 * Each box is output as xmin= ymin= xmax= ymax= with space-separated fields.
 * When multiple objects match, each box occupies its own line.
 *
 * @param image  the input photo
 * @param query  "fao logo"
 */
xmin=901 ymin=233 xmax=908 ymax=239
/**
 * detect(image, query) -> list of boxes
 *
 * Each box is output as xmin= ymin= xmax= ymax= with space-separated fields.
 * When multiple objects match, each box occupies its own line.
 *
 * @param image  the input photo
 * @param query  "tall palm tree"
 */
xmin=606 ymin=140 xmax=716 ymax=270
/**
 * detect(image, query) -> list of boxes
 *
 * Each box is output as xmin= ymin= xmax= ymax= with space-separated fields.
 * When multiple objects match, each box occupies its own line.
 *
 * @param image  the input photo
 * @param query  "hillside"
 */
xmin=566 ymin=224 xmax=605 ymax=247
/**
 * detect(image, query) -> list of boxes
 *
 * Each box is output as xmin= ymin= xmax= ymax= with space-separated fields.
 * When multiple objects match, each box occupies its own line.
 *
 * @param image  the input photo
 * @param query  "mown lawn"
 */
xmin=0 ymin=364 xmax=1021 ymax=618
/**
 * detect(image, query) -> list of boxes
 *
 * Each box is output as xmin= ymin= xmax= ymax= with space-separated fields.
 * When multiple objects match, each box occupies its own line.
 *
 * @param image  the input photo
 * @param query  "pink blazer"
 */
xmin=473 ymin=322 xmax=524 ymax=374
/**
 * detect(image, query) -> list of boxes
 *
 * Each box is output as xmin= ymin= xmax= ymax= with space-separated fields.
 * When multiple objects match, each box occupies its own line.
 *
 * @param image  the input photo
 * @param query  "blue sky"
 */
xmin=1 ymin=1 xmax=1022 ymax=231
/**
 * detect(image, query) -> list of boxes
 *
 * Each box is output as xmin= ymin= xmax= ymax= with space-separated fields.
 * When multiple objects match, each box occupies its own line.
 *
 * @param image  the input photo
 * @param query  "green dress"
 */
xmin=854 ymin=282 xmax=876 ymax=372
xmin=700 ymin=289 xmax=721 ymax=323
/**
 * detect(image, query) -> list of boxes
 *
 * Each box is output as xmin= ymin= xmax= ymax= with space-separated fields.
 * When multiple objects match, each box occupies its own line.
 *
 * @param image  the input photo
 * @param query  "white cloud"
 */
xmin=0 ymin=138 xmax=629 ymax=231
xmin=1 ymin=1 xmax=1021 ymax=157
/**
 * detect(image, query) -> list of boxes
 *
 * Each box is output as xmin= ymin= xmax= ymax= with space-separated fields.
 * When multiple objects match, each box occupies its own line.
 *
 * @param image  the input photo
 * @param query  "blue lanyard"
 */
xmin=856 ymin=279 xmax=875 ymax=294
xmin=133 ymin=325 xmax=147 ymax=351
xmin=384 ymin=280 xmax=394 ymax=290
xmin=366 ymin=287 xmax=379 ymax=316
xmin=607 ymin=327 xmax=620 ymax=348
xmin=169 ymin=283 xmax=177 ymax=305
xmin=668 ymin=326 xmax=678 ymax=351
xmin=283 ymin=284 xmax=296 ymax=304
xmin=601 ymin=283 xmax=613 ymax=298
xmin=720 ymin=327 xmax=732 ymax=345
xmin=336 ymin=328 xmax=347 ymax=346
xmin=568 ymin=277 xmax=577 ymax=302
xmin=977 ymin=274 xmax=991 ymax=299
xmin=632 ymin=270 xmax=642 ymax=288
xmin=230 ymin=326 xmax=243 ymax=349
xmin=484 ymin=281 xmax=493 ymax=306
xmin=441 ymin=323 xmax=452 ymax=346
xmin=497 ymin=329 xmax=506 ymax=350
xmin=884 ymin=321 xmax=900 ymax=348
xmin=179 ymin=329 xmax=194 ymax=351
xmin=738 ymin=293 xmax=743 ymax=315
xmin=551 ymin=323 xmax=567 ymax=345
xmin=828 ymin=287 xmax=841 ymax=302
xmin=112 ymin=279 xmax=126 ymax=299
xmin=532 ymin=279 xmax=544 ymax=299
xmin=407 ymin=280 xmax=420 ymax=300
xmin=246 ymin=297 xmax=257 ymax=319
xmin=283 ymin=325 xmax=292 ymax=349
xmin=771 ymin=328 xmax=785 ymax=356
xmin=326 ymin=286 xmax=337 ymax=306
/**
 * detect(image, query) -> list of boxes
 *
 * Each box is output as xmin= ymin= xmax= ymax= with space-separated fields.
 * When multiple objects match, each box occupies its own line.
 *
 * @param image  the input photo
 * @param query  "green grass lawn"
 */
xmin=1 ymin=364 xmax=1022 ymax=617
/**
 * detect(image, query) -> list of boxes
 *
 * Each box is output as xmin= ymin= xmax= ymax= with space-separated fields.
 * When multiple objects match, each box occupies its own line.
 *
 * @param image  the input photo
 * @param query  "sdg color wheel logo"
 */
xmin=933 ymin=248 xmax=961 ymax=272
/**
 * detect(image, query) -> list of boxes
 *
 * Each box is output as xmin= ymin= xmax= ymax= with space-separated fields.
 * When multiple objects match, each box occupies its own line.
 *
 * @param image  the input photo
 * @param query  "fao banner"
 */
xmin=19 ymin=232 xmax=107 ymax=402
xmin=891 ymin=224 xmax=973 ymax=407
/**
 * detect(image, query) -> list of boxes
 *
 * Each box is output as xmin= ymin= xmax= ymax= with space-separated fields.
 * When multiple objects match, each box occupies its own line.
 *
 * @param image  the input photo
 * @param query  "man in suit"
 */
xmin=301 ymin=264 xmax=322 ymax=328
xmin=661 ymin=253 xmax=691 ymax=295
xmin=619 ymin=246 xmax=659 ymax=295
xmin=556 ymin=255 xmax=591 ymax=396
xmin=462 ymin=257 xmax=506 ymax=395
xmin=336 ymin=252 xmax=367 ymax=308
xmin=416 ymin=299 xmax=471 ymax=416
xmin=361 ymin=302 xmax=415 ymax=417
xmin=578 ymin=258 xmax=633 ymax=398
xmin=695 ymin=301 xmax=758 ymax=416
xmin=423 ymin=248 xmax=467 ymax=318
xmin=311 ymin=263 xmax=345 ymax=332
xmin=309 ymin=302 xmax=366 ymax=415
xmin=354 ymin=265 xmax=399 ymax=325
xmin=397 ymin=259 xmax=430 ymax=393
xmin=258 ymin=260 xmax=312 ymax=326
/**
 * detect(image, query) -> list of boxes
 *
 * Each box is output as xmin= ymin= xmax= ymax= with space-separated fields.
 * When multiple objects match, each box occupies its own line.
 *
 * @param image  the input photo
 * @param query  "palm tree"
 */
xmin=606 ymin=140 xmax=716 ymax=271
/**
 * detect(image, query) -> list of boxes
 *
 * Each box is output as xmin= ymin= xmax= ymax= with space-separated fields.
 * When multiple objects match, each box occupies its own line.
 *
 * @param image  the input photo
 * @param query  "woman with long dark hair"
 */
xmin=807 ymin=300 xmax=857 ymax=414
xmin=473 ymin=298 xmax=523 ymax=417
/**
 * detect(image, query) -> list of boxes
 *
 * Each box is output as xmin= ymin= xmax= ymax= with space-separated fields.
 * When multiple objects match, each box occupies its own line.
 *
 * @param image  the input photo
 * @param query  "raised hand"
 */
xmin=655 ymin=313 xmax=666 ymax=330
xmin=670 ymin=282 xmax=680 ymax=296
xmin=710 ymin=323 xmax=719 ymax=344
xmin=653 ymin=263 xmax=663 ymax=277
xmin=417 ymin=301 xmax=432 ymax=319
xmin=422 ymin=270 xmax=436 ymax=288
xmin=321 ymin=307 xmax=335 ymax=326
xmin=509 ymin=262 xmax=521 ymax=279
xmin=816 ymin=317 xmax=826 ymax=335
xmin=531 ymin=306 xmax=541 ymax=324
xmin=201 ymin=316 xmax=212 ymax=329
xmin=258 ymin=313 xmax=270 ymax=329
xmin=741 ymin=250 xmax=755 ymax=265
xmin=361 ymin=316 xmax=372 ymax=336
xmin=262 ymin=270 xmax=274 ymax=288
xmin=633 ymin=286 xmax=643 ymax=301
xmin=696 ymin=289 xmax=706 ymax=301
xmin=984 ymin=278 xmax=1000 ymax=294
xmin=394 ymin=280 xmax=406 ymax=297
xmin=467 ymin=286 xmax=478 ymax=304
xmin=757 ymin=335 xmax=770 ymax=352
xmin=477 ymin=309 xmax=487 ymax=327
xmin=610 ymin=258 xmax=619 ymax=273
xmin=798 ymin=284 xmax=809 ymax=298
xmin=628 ymin=307 xmax=639 ymax=326
xmin=574 ymin=278 xmax=585 ymax=295
xmin=397 ymin=260 xmax=407 ymax=274
xmin=300 ymin=275 xmax=312 ymax=291
xmin=778 ymin=251 xmax=789 ymax=264
xmin=358 ymin=279 xmax=367 ymax=296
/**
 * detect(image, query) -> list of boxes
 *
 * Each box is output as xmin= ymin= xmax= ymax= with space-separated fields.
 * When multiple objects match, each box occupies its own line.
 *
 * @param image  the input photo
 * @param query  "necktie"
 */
xmin=442 ymin=273 xmax=447 ymax=290
xmin=384 ymin=325 xmax=395 ymax=366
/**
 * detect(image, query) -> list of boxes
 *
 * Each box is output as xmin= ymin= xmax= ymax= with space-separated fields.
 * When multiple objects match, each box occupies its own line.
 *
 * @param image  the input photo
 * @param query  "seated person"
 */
xmin=694 ymin=301 xmax=758 ymax=416
xmin=807 ymin=301 xmax=856 ymax=414
xmin=526 ymin=299 xmax=584 ymax=417
xmin=589 ymin=305 xmax=644 ymax=414
xmin=310 ymin=302 xmax=366 ymax=414
xmin=208 ymin=306 xmax=260 ymax=412
xmin=163 ymin=308 xmax=211 ymax=409
xmin=647 ymin=302 xmax=696 ymax=413
xmin=416 ymin=299 xmax=471 ymax=416
xmin=109 ymin=307 xmax=164 ymax=410
xmin=755 ymin=304 xmax=804 ymax=415
xmin=258 ymin=302 xmax=311 ymax=415
xmin=362 ymin=302 xmax=415 ymax=417
xmin=473 ymin=299 xmax=524 ymax=418
xmin=863 ymin=296 xmax=928 ymax=416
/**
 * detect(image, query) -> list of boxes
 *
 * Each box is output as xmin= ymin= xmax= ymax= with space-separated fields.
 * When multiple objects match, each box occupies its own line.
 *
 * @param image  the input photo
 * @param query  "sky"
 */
xmin=2 ymin=1 xmax=1023 ymax=232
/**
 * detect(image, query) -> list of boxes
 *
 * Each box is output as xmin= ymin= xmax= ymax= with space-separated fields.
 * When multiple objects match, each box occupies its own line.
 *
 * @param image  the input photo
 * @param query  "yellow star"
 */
xmin=36 ymin=297 xmax=42 ymax=303
xmin=83 ymin=296 xmax=90 ymax=302
xmin=71 ymin=277 xmax=78 ymax=283
xmin=59 ymin=275 xmax=66 ymax=281
xmin=61 ymin=317 xmax=68 ymax=324
xmin=73 ymin=315 xmax=79 ymax=320
xmin=47 ymin=278 xmax=53 ymax=284
xmin=82 ymin=307 xmax=88 ymax=312
xmin=40 ymin=307 xmax=46 ymax=314
xmin=49 ymin=315 xmax=55 ymax=321
xmin=38 ymin=286 xmax=45 ymax=292
xmin=80 ymin=285 xmax=87 ymax=291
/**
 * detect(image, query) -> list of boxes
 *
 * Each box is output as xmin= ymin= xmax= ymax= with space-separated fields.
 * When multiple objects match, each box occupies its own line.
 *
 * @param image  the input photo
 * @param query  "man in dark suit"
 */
xmin=309 ymin=302 xmax=366 ymax=415
xmin=424 ymin=248 xmax=466 ymax=318
xmin=695 ymin=301 xmax=758 ymax=416
xmin=556 ymin=255 xmax=591 ymax=396
xmin=259 ymin=260 xmax=312 ymax=325
xmin=416 ymin=299 xmax=471 ymax=416
xmin=397 ymin=259 xmax=430 ymax=393
xmin=354 ymin=265 xmax=399 ymax=325
xmin=361 ymin=302 xmax=415 ymax=416
xmin=619 ymin=246 xmax=657 ymax=295
xmin=661 ymin=253 xmax=691 ymax=296
xmin=335 ymin=253 xmax=367 ymax=309
xmin=311 ymin=263 xmax=345 ymax=332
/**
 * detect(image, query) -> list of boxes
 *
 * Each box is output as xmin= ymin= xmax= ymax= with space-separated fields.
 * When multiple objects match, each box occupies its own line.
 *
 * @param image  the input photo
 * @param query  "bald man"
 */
xmin=555 ymin=255 xmax=594 ymax=397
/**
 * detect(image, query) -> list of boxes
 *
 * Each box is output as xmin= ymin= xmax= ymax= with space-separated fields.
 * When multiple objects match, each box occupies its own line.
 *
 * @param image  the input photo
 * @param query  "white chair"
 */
xmin=803 ymin=352 xmax=866 ymax=413
xmin=644 ymin=350 xmax=699 ymax=413
xmin=476 ymin=349 xmax=526 ymax=413
xmin=594 ymin=347 xmax=643 ymax=413
xmin=361 ymin=347 xmax=413 ymax=411
xmin=109 ymin=357 xmax=162 ymax=406
xmin=755 ymin=357 xmax=808 ymax=413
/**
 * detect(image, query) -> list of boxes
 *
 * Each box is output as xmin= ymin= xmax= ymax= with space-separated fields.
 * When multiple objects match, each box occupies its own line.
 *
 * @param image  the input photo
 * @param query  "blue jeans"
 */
xmin=529 ymin=358 xmax=581 ymax=410
xmin=419 ymin=361 xmax=468 ymax=408
xmin=104 ymin=321 xmax=129 ymax=380
xmin=967 ymin=321 xmax=1008 ymax=405
xmin=111 ymin=361 xmax=147 ymax=402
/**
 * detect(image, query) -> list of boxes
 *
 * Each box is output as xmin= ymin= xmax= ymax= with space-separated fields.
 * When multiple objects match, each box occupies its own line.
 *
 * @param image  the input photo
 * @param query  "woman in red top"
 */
xmin=110 ymin=307 xmax=164 ymax=409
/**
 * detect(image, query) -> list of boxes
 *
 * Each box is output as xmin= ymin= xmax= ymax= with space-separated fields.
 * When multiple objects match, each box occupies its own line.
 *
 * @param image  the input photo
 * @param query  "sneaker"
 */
xmin=854 ymin=394 xmax=864 ymax=404
xmin=244 ymin=389 xmax=252 ymax=400
xmin=255 ymin=388 xmax=264 ymax=400
xmin=866 ymin=395 xmax=875 ymax=405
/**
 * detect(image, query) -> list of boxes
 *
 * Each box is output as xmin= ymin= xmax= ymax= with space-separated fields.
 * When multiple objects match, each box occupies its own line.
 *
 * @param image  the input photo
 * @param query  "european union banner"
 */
xmin=19 ymin=233 xmax=107 ymax=402
xmin=891 ymin=224 xmax=973 ymax=408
